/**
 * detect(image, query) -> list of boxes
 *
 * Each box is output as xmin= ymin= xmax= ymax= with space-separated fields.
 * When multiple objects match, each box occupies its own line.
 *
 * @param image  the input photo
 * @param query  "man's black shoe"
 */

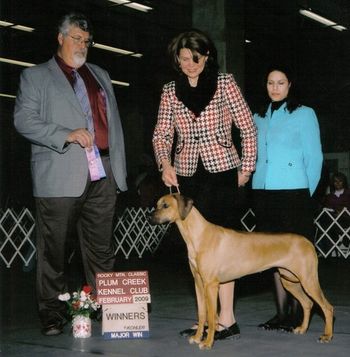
xmin=41 ymin=320 xmax=64 ymax=336
xmin=40 ymin=310 xmax=68 ymax=336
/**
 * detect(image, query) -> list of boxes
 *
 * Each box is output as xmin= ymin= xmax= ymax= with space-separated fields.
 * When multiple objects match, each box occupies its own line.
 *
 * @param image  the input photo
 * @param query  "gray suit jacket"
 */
xmin=14 ymin=57 xmax=127 ymax=197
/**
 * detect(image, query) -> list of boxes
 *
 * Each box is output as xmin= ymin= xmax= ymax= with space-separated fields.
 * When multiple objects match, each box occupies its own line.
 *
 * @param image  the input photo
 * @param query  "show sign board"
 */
xmin=96 ymin=271 xmax=150 ymax=339
xmin=102 ymin=303 xmax=149 ymax=339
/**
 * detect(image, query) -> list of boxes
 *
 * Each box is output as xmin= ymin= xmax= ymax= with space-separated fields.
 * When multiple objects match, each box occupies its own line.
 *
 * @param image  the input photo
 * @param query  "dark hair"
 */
xmin=257 ymin=64 xmax=301 ymax=117
xmin=57 ymin=13 xmax=93 ymax=38
xmin=331 ymin=171 xmax=348 ymax=190
xmin=168 ymin=29 xmax=219 ymax=74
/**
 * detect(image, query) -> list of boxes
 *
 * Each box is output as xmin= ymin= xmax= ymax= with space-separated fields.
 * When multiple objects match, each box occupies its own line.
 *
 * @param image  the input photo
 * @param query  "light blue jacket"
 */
xmin=252 ymin=103 xmax=323 ymax=195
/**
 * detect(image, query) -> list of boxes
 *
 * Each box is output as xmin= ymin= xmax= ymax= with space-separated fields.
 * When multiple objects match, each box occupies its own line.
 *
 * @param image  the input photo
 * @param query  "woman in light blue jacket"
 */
xmin=252 ymin=65 xmax=323 ymax=333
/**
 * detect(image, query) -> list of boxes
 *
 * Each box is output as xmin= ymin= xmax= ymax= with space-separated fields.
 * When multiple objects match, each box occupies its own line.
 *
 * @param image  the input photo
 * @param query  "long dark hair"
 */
xmin=257 ymin=64 xmax=301 ymax=117
xmin=167 ymin=29 xmax=219 ymax=76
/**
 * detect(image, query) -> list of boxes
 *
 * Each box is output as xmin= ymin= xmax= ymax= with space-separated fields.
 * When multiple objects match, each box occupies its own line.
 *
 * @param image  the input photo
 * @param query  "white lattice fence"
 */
xmin=0 ymin=206 xmax=170 ymax=267
xmin=1 ymin=206 xmax=349 ymax=268
xmin=241 ymin=208 xmax=256 ymax=232
xmin=113 ymin=207 xmax=169 ymax=259
xmin=314 ymin=207 xmax=350 ymax=258
xmin=0 ymin=208 xmax=36 ymax=268
xmin=240 ymin=207 xmax=350 ymax=258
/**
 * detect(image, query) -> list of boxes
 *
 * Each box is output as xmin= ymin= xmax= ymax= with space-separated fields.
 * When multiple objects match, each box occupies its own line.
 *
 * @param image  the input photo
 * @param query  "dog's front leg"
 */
xmin=199 ymin=280 xmax=219 ymax=350
xmin=189 ymin=271 xmax=206 ymax=345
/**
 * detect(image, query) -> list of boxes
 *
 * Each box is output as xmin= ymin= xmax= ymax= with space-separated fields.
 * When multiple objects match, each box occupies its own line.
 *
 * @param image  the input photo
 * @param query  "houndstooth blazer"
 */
xmin=152 ymin=73 xmax=257 ymax=176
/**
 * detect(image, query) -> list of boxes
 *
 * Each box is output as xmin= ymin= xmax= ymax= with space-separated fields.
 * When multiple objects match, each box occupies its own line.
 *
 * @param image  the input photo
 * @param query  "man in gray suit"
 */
xmin=14 ymin=13 xmax=127 ymax=336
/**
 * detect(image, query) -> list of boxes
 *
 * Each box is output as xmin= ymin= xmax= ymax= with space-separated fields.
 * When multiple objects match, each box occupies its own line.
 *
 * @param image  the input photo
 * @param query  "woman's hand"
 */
xmin=161 ymin=161 xmax=178 ymax=188
xmin=238 ymin=171 xmax=251 ymax=187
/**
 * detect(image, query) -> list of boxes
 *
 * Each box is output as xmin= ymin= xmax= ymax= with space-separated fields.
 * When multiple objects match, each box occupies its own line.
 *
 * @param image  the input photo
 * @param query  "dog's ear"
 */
xmin=174 ymin=194 xmax=193 ymax=220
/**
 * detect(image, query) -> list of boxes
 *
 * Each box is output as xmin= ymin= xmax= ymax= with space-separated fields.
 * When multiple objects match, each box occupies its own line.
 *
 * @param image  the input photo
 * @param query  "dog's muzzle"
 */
xmin=147 ymin=210 xmax=158 ymax=225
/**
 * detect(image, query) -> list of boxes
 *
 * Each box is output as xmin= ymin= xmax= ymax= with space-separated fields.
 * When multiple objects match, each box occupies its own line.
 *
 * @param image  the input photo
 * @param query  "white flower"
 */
xmin=58 ymin=285 xmax=98 ymax=318
xmin=58 ymin=293 xmax=71 ymax=301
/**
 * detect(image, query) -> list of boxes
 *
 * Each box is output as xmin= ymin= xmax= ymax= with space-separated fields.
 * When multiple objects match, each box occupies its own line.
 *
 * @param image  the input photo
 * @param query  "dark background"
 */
xmin=1 ymin=0 xmax=349 ymax=208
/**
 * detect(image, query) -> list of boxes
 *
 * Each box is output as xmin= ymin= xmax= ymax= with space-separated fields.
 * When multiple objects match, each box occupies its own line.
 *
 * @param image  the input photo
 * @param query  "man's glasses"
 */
xmin=68 ymin=35 xmax=94 ymax=48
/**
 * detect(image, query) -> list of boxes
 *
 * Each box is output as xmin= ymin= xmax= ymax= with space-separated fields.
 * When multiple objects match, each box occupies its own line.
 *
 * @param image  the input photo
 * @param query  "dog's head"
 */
xmin=148 ymin=193 xmax=193 ymax=225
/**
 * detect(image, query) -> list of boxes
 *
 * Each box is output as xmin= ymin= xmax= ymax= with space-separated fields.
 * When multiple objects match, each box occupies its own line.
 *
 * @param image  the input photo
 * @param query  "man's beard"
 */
xmin=72 ymin=51 xmax=87 ymax=68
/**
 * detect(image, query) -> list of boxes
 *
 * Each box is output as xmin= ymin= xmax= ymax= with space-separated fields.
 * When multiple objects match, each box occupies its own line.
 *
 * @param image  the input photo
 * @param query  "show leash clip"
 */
xmin=169 ymin=185 xmax=181 ymax=194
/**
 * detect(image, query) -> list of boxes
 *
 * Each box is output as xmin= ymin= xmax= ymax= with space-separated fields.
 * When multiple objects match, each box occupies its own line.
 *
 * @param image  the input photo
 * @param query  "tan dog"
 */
xmin=149 ymin=193 xmax=334 ymax=350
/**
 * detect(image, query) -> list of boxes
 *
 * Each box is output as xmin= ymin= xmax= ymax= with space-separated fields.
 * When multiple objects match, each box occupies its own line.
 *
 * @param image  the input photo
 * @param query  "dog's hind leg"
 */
xmin=279 ymin=269 xmax=313 ymax=334
xmin=298 ymin=274 xmax=334 ymax=343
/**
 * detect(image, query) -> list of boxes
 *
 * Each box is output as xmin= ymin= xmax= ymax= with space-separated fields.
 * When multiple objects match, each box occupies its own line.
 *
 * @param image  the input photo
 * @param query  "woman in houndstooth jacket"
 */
xmin=152 ymin=29 xmax=257 ymax=341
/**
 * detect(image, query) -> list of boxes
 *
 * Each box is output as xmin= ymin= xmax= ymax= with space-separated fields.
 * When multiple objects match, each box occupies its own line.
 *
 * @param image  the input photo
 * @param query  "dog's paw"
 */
xmin=318 ymin=334 xmax=333 ymax=343
xmin=199 ymin=340 xmax=213 ymax=350
xmin=189 ymin=336 xmax=201 ymax=345
xmin=293 ymin=326 xmax=306 ymax=335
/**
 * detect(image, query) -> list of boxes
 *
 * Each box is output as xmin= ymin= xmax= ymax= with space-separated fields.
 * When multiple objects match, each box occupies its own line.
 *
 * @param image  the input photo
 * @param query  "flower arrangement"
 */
xmin=58 ymin=285 xmax=100 ymax=318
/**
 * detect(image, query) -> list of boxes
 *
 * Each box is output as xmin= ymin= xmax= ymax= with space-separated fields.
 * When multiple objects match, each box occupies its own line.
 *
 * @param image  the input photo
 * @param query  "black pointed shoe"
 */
xmin=179 ymin=323 xmax=199 ymax=337
xmin=278 ymin=316 xmax=298 ymax=333
xmin=213 ymin=322 xmax=240 ymax=340
xmin=258 ymin=315 xmax=284 ymax=331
